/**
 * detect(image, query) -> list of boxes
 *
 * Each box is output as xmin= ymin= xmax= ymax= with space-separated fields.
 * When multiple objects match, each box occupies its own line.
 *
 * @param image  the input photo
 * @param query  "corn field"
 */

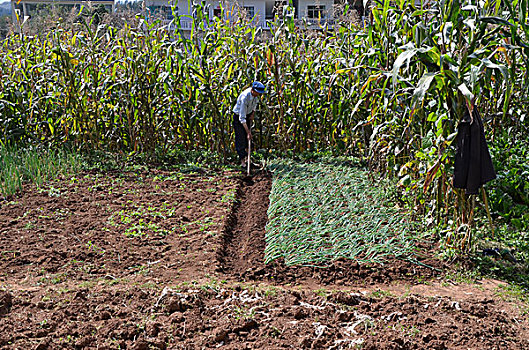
xmin=1 ymin=0 xmax=528 ymax=249
xmin=0 ymin=4 xmax=361 ymax=156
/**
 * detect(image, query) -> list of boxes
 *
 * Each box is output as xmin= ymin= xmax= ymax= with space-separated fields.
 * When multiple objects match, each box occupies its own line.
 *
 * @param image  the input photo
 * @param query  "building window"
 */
xmin=272 ymin=0 xmax=287 ymax=18
xmin=307 ymin=5 xmax=325 ymax=19
xmin=213 ymin=7 xmax=221 ymax=18
xmin=243 ymin=6 xmax=255 ymax=19
xmin=163 ymin=6 xmax=176 ymax=20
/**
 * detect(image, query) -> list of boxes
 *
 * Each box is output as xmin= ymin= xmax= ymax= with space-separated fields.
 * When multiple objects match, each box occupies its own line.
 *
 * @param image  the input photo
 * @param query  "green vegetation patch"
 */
xmin=0 ymin=146 xmax=83 ymax=198
xmin=106 ymin=202 xmax=178 ymax=238
xmin=265 ymin=159 xmax=421 ymax=266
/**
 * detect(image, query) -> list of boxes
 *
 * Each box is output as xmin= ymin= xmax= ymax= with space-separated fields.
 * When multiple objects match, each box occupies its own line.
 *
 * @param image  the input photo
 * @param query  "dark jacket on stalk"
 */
xmin=453 ymin=108 xmax=496 ymax=195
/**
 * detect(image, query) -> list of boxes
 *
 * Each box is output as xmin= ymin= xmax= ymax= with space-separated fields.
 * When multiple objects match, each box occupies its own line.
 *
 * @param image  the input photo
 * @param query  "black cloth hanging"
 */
xmin=452 ymin=108 xmax=496 ymax=195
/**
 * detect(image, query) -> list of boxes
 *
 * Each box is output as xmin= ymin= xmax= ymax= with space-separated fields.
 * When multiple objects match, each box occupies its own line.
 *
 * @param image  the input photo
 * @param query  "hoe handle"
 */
xmin=247 ymin=138 xmax=251 ymax=176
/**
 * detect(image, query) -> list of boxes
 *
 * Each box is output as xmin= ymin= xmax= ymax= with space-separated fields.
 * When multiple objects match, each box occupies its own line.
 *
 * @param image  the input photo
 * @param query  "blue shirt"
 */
xmin=232 ymin=87 xmax=260 ymax=124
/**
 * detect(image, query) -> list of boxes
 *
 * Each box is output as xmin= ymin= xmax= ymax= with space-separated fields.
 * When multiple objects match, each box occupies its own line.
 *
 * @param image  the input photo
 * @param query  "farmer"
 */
xmin=232 ymin=81 xmax=266 ymax=168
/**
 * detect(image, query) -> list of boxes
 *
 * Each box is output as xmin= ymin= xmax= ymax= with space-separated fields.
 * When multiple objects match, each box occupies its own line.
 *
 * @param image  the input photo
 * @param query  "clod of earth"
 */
xmin=0 ymin=291 xmax=12 ymax=316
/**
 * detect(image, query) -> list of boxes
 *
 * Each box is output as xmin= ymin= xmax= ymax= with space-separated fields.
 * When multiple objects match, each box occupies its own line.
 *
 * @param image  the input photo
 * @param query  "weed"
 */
xmin=221 ymin=189 xmax=237 ymax=203
xmin=78 ymin=281 xmax=96 ymax=289
xmin=24 ymin=222 xmax=35 ymax=230
xmin=269 ymin=326 xmax=281 ymax=337
xmin=108 ymin=204 xmax=173 ymax=238
xmin=399 ymin=285 xmax=412 ymax=299
xmin=314 ymin=288 xmax=328 ymax=298
xmin=53 ymin=208 xmax=71 ymax=221
xmin=369 ymin=289 xmax=394 ymax=299
xmin=1 ymin=250 xmax=19 ymax=258
xmin=494 ymin=284 xmax=529 ymax=314
xmin=408 ymin=325 xmax=421 ymax=337
xmin=139 ymin=282 xmax=157 ymax=289
xmin=233 ymin=305 xmax=256 ymax=320
xmin=85 ymin=241 xmax=105 ymax=255
xmin=414 ymin=275 xmax=432 ymax=285
xmin=443 ymin=268 xmax=483 ymax=285
xmin=18 ymin=209 xmax=33 ymax=220
xmin=130 ymin=265 xmax=151 ymax=276
xmin=258 ymin=285 xmax=280 ymax=298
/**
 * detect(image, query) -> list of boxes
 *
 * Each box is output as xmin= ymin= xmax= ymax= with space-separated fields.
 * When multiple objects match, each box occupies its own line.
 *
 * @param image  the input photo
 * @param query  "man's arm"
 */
xmin=239 ymin=93 xmax=252 ymax=139
xmin=242 ymin=122 xmax=252 ymax=140
xmin=239 ymin=98 xmax=248 ymax=122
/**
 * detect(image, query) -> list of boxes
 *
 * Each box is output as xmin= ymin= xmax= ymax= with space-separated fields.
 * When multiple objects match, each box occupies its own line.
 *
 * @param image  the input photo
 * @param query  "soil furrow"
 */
xmin=216 ymin=172 xmax=271 ymax=276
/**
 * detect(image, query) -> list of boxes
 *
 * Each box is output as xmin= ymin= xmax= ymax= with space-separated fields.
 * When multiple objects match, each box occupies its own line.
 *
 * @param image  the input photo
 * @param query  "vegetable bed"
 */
xmin=265 ymin=159 xmax=421 ymax=265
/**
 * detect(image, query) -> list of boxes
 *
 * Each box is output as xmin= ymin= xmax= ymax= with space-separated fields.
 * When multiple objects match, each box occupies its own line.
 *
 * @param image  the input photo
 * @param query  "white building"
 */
xmin=143 ymin=0 xmax=357 ymax=31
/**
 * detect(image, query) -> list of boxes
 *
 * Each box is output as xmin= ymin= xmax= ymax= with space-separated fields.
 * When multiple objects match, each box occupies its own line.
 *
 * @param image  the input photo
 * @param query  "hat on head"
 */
xmin=252 ymin=81 xmax=266 ymax=94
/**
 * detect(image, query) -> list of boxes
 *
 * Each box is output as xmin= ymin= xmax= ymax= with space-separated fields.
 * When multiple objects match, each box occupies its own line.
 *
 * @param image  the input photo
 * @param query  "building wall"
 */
xmin=171 ymin=0 xmax=268 ymax=28
xmin=297 ymin=0 xmax=334 ymax=20
xmin=145 ymin=0 xmax=342 ymax=30
xmin=204 ymin=1 xmax=266 ymax=25
xmin=144 ymin=0 xmax=176 ymax=21
xmin=239 ymin=0 xmax=266 ymax=22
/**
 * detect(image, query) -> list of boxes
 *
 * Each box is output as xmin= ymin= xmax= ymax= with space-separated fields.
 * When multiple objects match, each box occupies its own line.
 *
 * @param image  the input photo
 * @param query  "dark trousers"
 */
xmin=233 ymin=114 xmax=251 ymax=163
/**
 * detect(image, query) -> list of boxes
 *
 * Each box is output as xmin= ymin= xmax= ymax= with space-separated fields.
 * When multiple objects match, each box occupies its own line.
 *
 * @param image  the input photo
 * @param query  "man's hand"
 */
xmin=242 ymin=122 xmax=252 ymax=140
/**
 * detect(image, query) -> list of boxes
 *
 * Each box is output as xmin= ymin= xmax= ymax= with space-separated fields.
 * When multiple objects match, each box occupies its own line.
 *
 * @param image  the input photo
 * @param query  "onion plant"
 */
xmin=0 ymin=146 xmax=83 ymax=198
xmin=265 ymin=158 xmax=420 ymax=265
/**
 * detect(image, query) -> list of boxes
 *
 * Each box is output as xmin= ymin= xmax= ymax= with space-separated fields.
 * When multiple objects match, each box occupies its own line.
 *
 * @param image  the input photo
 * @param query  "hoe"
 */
xmin=247 ymin=138 xmax=251 ymax=176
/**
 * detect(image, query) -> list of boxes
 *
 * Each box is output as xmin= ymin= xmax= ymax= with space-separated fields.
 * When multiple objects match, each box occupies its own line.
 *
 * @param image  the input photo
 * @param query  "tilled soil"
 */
xmin=1 ymin=169 xmax=528 ymax=349
xmin=0 ymin=169 xmax=238 ymax=284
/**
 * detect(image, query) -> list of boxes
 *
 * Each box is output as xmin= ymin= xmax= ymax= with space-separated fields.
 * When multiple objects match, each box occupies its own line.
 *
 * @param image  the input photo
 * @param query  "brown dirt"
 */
xmin=1 ymin=169 xmax=528 ymax=349
xmin=0 ymin=169 xmax=238 ymax=285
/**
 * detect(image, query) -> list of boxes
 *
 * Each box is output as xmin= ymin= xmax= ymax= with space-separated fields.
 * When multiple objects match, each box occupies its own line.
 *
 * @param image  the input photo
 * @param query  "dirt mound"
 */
xmin=0 ymin=170 xmax=238 ymax=285
xmin=1 ymin=284 xmax=527 ymax=349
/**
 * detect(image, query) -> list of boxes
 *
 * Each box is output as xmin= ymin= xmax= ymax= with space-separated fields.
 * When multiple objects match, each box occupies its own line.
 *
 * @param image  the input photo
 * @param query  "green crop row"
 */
xmin=265 ymin=158 xmax=422 ymax=265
